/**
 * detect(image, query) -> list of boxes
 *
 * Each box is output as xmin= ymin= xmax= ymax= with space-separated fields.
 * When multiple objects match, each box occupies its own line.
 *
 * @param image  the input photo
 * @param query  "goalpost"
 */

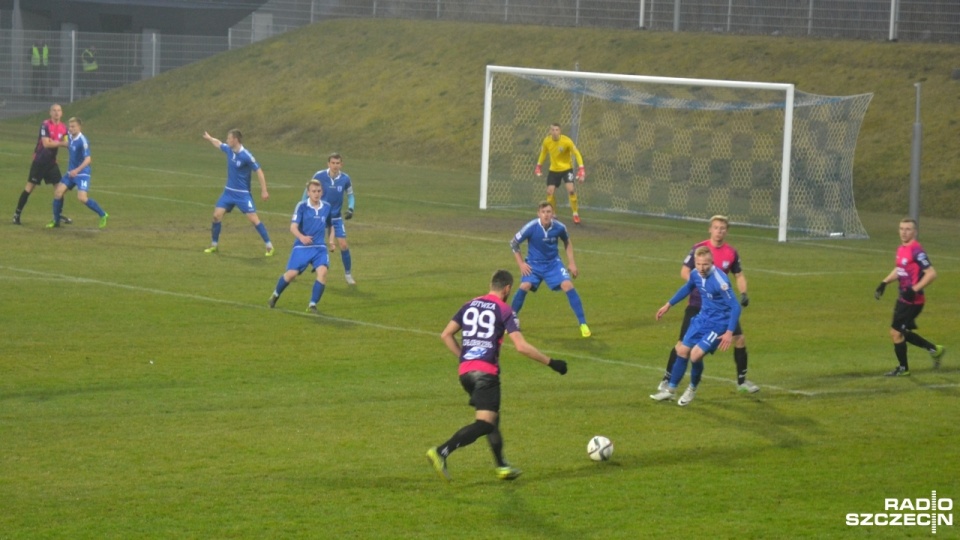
xmin=480 ymin=65 xmax=872 ymax=242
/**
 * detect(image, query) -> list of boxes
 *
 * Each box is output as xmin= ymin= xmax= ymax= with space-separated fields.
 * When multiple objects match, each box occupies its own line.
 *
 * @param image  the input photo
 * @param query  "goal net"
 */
xmin=480 ymin=66 xmax=872 ymax=241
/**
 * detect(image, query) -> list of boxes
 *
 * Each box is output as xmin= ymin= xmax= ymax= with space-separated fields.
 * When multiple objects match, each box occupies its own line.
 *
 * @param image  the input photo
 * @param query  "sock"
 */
xmin=669 ymin=356 xmax=689 ymax=388
xmin=691 ymin=361 xmax=704 ymax=387
xmin=894 ymin=341 xmax=908 ymax=369
xmin=341 ymin=249 xmax=352 ymax=274
xmin=52 ymin=198 xmax=64 ymax=223
xmin=84 ymin=198 xmax=105 ymax=217
xmin=274 ymin=276 xmax=290 ymax=297
xmin=486 ymin=419 xmax=506 ymax=467
xmin=904 ymin=331 xmax=934 ymax=351
xmin=438 ymin=420 xmax=495 ymax=458
xmin=511 ymin=288 xmax=527 ymax=314
xmin=663 ymin=349 xmax=678 ymax=381
xmin=311 ymin=281 xmax=326 ymax=305
xmin=254 ymin=222 xmax=271 ymax=244
xmin=734 ymin=347 xmax=748 ymax=385
xmin=211 ymin=221 xmax=222 ymax=244
xmin=569 ymin=192 xmax=579 ymax=214
xmin=16 ymin=190 xmax=30 ymax=214
xmin=565 ymin=289 xmax=586 ymax=325
xmin=546 ymin=194 xmax=557 ymax=210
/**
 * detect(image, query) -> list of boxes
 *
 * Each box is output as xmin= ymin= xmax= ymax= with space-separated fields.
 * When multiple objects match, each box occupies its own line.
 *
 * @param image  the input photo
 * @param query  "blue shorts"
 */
xmin=681 ymin=315 xmax=728 ymax=355
xmin=60 ymin=173 xmax=91 ymax=192
xmin=287 ymin=246 xmax=329 ymax=273
xmin=216 ymin=189 xmax=256 ymax=214
xmin=521 ymin=258 xmax=571 ymax=292
xmin=326 ymin=216 xmax=347 ymax=239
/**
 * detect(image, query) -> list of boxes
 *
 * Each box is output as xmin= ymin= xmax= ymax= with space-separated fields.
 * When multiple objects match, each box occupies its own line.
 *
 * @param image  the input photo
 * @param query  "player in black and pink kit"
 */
xmin=658 ymin=215 xmax=758 ymax=394
xmin=12 ymin=103 xmax=71 ymax=225
xmin=874 ymin=218 xmax=944 ymax=376
xmin=426 ymin=269 xmax=568 ymax=482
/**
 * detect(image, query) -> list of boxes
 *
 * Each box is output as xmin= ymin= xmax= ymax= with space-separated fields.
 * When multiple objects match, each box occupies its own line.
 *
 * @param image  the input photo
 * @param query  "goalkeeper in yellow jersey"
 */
xmin=535 ymin=123 xmax=585 ymax=224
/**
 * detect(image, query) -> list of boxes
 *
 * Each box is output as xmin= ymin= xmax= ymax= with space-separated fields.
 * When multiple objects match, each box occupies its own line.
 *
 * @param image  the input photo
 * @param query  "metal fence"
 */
xmin=2 ymin=0 xmax=957 ymax=119
xmin=229 ymin=0 xmax=960 ymax=41
xmin=0 ymin=29 xmax=229 ymax=119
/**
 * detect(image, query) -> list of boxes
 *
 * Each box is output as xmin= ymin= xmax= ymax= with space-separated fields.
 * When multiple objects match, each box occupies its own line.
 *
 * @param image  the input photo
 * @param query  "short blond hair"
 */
xmin=709 ymin=215 xmax=729 ymax=226
xmin=694 ymin=246 xmax=713 ymax=259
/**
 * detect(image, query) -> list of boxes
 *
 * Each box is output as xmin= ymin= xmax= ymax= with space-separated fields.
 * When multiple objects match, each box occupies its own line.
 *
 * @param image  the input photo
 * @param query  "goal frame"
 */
xmin=480 ymin=65 xmax=797 ymax=242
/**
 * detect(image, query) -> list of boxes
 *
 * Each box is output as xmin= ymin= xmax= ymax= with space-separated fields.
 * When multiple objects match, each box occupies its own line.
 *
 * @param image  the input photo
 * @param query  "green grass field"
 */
xmin=1 ymin=128 xmax=958 ymax=539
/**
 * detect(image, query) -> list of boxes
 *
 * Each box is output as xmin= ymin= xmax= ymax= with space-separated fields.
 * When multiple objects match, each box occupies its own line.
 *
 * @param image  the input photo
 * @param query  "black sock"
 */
xmin=486 ymin=422 xmax=506 ymax=467
xmin=894 ymin=342 xmax=909 ymax=369
xmin=734 ymin=347 xmax=748 ymax=385
xmin=439 ymin=420 xmax=494 ymax=458
xmin=663 ymin=349 xmax=677 ymax=381
xmin=15 ymin=190 xmax=30 ymax=214
xmin=904 ymin=331 xmax=934 ymax=352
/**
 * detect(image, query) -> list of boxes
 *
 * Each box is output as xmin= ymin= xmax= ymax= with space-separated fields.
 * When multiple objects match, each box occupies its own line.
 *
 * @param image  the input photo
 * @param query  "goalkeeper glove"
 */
xmin=548 ymin=359 xmax=568 ymax=375
xmin=874 ymin=282 xmax=886 ymax=300
xmin=740 ymin=292 xmax=749 ymax=307
xmin=577 ymin=166 xmax=585 ymax=180
xmin=534 ymin=164 xmax=542 ymax=176
xmin=344 ymin=208 xmax=353 ymax=220
xmin=900 ymin=287 xmax=916 ymax=302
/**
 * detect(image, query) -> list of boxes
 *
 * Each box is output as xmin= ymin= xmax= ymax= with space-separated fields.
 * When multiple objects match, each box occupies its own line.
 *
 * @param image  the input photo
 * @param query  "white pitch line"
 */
xmin=7 ymin=264 xmax=955 ymax=396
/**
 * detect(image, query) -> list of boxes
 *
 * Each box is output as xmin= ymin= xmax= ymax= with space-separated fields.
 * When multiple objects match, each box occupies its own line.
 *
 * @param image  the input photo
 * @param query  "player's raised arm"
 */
xmin=202 ymin=131 xmax=222 ymax=148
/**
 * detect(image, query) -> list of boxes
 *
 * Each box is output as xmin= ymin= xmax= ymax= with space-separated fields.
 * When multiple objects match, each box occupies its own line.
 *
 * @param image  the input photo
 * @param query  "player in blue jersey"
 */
xmin=268 ymin=179 xmax=331 ymax=314
xmin=311 ymin=153 xmax=356 ymax=285
xmin=47 ymin=117 xmax=108 ymax=229
xmin=650 ymin=246 xmax=742 ymax=406
xmin=202 ymin=129 xmax=274 ymax=257
xmin=426 ymin=269 xmax=568 ymax=482
xmin=510 ymin=201 xmax=591 ymax=338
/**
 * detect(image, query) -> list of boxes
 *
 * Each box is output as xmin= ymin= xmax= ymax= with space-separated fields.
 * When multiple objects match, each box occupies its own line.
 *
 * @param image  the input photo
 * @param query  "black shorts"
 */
xmin=677 ymin=304 xmax=743 ymax=338
xmin=28 ymin=161 xmax=62 ymax=186
xmin=546 ymin=169 xmax=574 ymax=188
xmin=459 ymin=371 xmax=501 ymax=413
xmin=891 ymin=301 xmax=924 ymax=333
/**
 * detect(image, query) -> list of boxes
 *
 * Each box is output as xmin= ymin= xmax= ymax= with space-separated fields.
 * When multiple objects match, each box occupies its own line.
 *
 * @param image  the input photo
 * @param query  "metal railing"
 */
xmin=2 ymin=0 xmax=957 ymax=119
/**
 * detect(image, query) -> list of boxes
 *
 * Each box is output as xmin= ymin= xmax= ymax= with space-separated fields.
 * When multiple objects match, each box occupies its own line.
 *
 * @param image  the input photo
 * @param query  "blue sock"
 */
xmin=211 ymin=221 xmax=222 ymax=244
xmin=275 ymin=276 xmax=290 ymax=296
xmin=691 ymin=361 xmax=704 ymax=387
xmin=565 ymin=289 xmax=587 ymax=324
xmin=511 ymin=289 xmax=528 ymax=314
xmin=255 ymin=222 xmax=271 ymax=244
xmin=669 ymin=356 xmax=689 ymax=388
xmin=311 ymin=281 xmax=326 ymax=305
xmin=341 ymin=249 xmax=352 ymax=273
xmin=52 ymin=198 xmax=64 ymax=222
xmin=84 ymin=198 xmax=105 ymax=217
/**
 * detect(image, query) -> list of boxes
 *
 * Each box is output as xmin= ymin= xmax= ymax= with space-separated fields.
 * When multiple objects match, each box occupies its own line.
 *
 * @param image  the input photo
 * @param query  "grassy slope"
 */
xmin=5 ymin=19 xmax=958 ymax=218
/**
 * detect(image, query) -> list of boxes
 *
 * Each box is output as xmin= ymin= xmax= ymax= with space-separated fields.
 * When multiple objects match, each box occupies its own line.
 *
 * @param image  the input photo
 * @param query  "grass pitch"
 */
xmin=1 ymin=129 xmax=958 ymax=538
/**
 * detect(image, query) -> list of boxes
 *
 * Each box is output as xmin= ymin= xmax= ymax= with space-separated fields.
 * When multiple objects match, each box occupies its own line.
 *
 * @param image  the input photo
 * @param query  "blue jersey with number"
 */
xmin=220 ymin=143 xmax=260 ymax=194
xmin=67 ymin=132 xmax=91 ymax=175
xmin=290 ymin=199 xmax=331 ymax=248
xmin=452 ymin=293 xmax=519 ymax=376
xmin=513 ymin=218 xmax=568 ymax=264
xmin=668 ymin=265 xmax=741 ymax=333
xmin=311 ymin=168 xmax=353 ymax=218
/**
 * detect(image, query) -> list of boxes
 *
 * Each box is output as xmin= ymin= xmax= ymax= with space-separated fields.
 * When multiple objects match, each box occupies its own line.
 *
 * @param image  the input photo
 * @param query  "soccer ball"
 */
xmin=587 ymin=435 xmax=614 ymax=462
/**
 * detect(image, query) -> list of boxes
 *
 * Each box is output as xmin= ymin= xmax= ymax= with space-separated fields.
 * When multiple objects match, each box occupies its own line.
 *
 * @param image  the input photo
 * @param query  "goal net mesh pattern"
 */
xmin=484 ymin=71 xmax=872 ymax=239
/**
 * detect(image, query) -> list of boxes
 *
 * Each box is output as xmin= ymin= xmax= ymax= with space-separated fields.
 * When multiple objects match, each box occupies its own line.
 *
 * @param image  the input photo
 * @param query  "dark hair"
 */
xmin=228 ymin=129 xmax=242 ymax=143
xmin=491 ymin=269 xmax=514 ymax=291
xmin=328 ymin=152 xmax=342 ymax=162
